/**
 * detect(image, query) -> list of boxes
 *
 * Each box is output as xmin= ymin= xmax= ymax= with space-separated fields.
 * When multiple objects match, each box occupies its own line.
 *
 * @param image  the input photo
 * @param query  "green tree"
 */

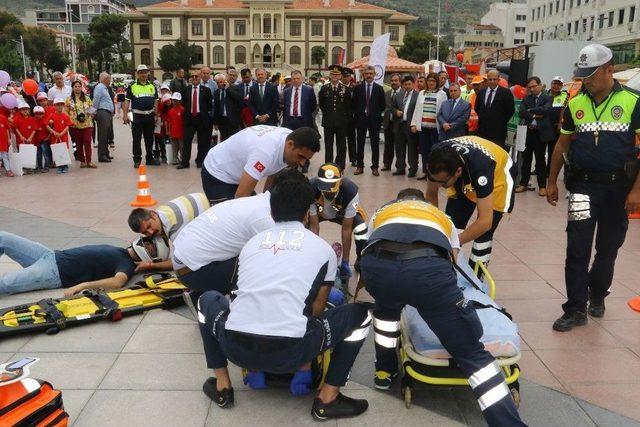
xmin=0 ymin=42 xmax=23 ymax=78
xmin=398 ymin=29 xmax=448 ymax=64
xmin=0 ymin=11 xmax=24 ymax=45
xmin=23 ymin=26 xmax=69 ymax=76
xmin=311 ymin=46 xmax=326 ymax=74
xmin=88 ymin=14 xmax=130 ymax=72
xmin=157 ymin=39 xmax=199 ymax=72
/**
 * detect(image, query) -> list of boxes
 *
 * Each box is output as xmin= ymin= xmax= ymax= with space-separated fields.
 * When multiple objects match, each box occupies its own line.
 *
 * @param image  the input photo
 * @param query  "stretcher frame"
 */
xmin=398 ymin=261 xmax=521 ymax=408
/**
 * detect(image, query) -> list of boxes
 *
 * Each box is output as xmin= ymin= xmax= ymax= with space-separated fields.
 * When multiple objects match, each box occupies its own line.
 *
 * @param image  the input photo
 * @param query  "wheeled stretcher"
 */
xmin=399 ymin=255 xmax=522 ymax=408
xmin=0 ymin=273 xmax=186 ymax=337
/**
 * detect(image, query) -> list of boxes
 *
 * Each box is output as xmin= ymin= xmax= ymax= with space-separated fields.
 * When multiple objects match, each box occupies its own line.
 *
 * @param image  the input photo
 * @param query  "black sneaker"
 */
xmin=203 ymin=377 xmax=234 ymax=408
xmin=133 ymin=161 xmax=140 ymax=169
xmin=146 ymin=158 xmax=161 ymax=166
xmin=588 ymin=299 xmax=605 ymax=318
xmin=311 ymin=393 xmax=368 ymax=421
xmin=373 ymin=371 xmax=397 ymax=390
xmin=552 ymin=311 xmax=587 ymax=332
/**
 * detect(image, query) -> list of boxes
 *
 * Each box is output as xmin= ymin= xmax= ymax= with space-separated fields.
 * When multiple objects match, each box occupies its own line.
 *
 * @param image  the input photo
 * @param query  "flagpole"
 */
xmin=436 ymin=0 xmax=441 ymax=61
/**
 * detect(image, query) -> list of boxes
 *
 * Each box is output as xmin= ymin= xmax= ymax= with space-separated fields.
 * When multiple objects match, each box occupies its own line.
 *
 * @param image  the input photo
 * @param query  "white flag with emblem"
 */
xmin=369 ymin=33 xmax=390 ymax=85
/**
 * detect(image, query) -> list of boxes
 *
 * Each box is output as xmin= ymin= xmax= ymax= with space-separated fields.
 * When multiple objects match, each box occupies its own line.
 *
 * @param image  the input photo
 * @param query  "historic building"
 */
xmin=127 ymin=0 xmax=416 ymax=75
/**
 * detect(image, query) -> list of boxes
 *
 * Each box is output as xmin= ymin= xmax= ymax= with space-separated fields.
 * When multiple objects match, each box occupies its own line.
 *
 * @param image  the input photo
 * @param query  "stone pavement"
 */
xmin=1 ymin=121 xmax=640 ymax=426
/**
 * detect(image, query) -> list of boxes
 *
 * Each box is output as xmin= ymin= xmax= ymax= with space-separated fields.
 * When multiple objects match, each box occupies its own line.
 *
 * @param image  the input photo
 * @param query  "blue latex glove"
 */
xmin=243 ymin=370 xmax=267 ymax=390
xmin=328 ymin=287 xmax=345 ymax=306
xmin=290 ymin=369 xmax=312 ymax=396
xmin=339 ymin=260 xmax=352 ymax=278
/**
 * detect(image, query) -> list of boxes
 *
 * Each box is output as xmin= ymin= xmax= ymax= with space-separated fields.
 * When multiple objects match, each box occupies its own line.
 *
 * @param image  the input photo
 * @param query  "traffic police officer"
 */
xmin=426 ymin=136 xmax=517 ymax=267
xmin=547 ymin=44 xmax=640 ymax=332
xmin=341 ymin=67 xmax=358 ymax=167
xmin=547 ymin=76 xmax=569 ymax=167
xmin=361 ymin=188 xmax=525 ymax=426
xmin=309 ymin=163 xmax=368 ymax=276
xmin=319 ymin=65 xmax=351 ymax=170
xmin=123 ymin=64 xmax=159 ymax=168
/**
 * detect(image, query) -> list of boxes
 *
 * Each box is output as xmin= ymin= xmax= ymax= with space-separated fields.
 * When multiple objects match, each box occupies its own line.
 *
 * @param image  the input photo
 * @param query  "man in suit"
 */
xmin=283 ymin=70 xmax=317 ymax=130
xmin=238 ymin=68 xmax=254 ymax=128
xmin=177 ymin=71 xmax=213 ymax=169
xmin=390 ymin=75 xmax=420 ymax=177
xmin=475 ymin=69 xmax=515 ymax=151
xmin=319 ymin=65 xmax=351 ymax=171
xmin=352 ymin=65 xmax=386 ymax=176
xmin=516 ymin=76 xmax=554 ymax=196
xmin=341 ymin=67 xmax=358 ymax=167
xmin=248 ymin=68 xmax=279 ymax=126
xmin=213 ymin=73 xmax=243 ymax=142
xmin=437 ymin=83 xmax=471 ymax=140
xmin=382 ymin=73 xmax=403 ymax=172
xmin=200 ymin=66 xmax=217 ymax=145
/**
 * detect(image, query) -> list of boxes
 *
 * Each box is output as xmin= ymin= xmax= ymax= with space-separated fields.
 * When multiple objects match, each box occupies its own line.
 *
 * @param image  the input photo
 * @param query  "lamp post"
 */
xmin=68 ymin=7 xmax=77 ymax=72
xmin=9 ymin=37 xmax=28 ymax=78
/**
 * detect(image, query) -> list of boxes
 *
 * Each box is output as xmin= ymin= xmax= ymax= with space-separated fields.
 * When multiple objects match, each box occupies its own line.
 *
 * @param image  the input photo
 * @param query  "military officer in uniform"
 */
xmin=547 ymin=44 xmax=640 ymax=332
xmin=341 ymin=67 xmax=358 ymax=167
xmin=319 ymin=65 xmax=351 ymax=171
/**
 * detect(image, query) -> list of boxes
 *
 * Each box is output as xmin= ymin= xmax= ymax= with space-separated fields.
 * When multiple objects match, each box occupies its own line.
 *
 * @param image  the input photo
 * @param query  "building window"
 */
xmin=598 ymin=14 xmax=604 ymax=29
xmin=263 ymin=15 xmax=271 ymax=33
xmin=549 ymin=2 xmax=553 ymax=14
xmin=212 ymin=45 xmax=224 ymax=64
xmin=311 ymin=20 xmax=323 ymax=36
xmin=389 ymin=25 xmax=399 ymax=41
xmin=529 ymin=32 xmax=533 ymax=42
xmin=160 ymin=19 xmax=172 ymax=36
xmin=331 ymin=46 xmax=342 ymax=64
xmin=568 ymin=22 xmax=572 ymax=33
xmin=212 ymin=19 xmax=224 ymax=36
xmin=516 ymin=14 xmax=526 ymax=21
xmin=192 ymin=19 xmax=203 ymax=36
xmin=139 ymin=24 xmax=149 ymax=39
xmin=576 ymin=0 xmax=580 ymax=6
xmin=531 ymin=9 xmax=535 ymax=20
xmin=361 ymin=46 xmax=370 ymax=57
xmin=630 ymin=6 xmax=636 ymax=22
xmin=289 ymin=46 xmax=301 ymax=64
xmin=140 ymin=48 xmax=150 ymax=65
xmin=555 ymin=0 xmax=559 ymax=13
xmin=515 ymin=26 xmax=525 ymax=33
xmin=362 ymin=21 xmax=374 ymax=37
xmin=332 ymin=20 xmax=344 ymax=37
xmin=290 ymin=20 xmax=301 ymax=36
xmin=235 ymin=45 xmax=246 ymax=64
xmin=562 ymin=0 xmax=566 ymax=10
xmin=618 ymin=9 xmax=625 ymax=24
xmin=87 ymin=5 xmax=94 ymax=13
xmin=590 ymin=16 xmax=594 ymax=31
xmin=234 ymin=20 xmax=246 ymax=36
xmin=194 ymin=46 xmax=204 ymax=64
xmin=608 ymin=11 xmax=614 ymax=27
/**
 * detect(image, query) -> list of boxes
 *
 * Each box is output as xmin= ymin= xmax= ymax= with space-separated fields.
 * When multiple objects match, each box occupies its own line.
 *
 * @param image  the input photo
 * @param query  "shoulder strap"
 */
xmin=36 ymin=299 xmax=65 ymax=330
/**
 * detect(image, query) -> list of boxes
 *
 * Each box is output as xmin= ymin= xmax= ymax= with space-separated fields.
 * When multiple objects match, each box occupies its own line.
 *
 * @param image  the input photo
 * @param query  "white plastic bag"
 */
xmin=51 ymin=142 xmax=72 ymax=166
xmin=515 ymin=125 xmax=527 ymax=152
xmin=8 ymin=147 xmax=23 ymax=176
xmin=19 ymin=144 xmax=37 ymax=169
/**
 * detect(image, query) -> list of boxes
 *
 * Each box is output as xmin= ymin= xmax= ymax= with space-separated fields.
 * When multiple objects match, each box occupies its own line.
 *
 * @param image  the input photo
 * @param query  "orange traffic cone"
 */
xmin=130 ymin=165 xmax=157 ymax=207
xmin=630 ymin=211 xmax=640 ymax=219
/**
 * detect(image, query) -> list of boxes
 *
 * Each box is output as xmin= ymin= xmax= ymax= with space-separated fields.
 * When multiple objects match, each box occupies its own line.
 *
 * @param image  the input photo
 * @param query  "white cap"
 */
xmin=160 ymin=83 xmax=170 ymax=91
xmin=36 ymin=92 xmax=48 ymax=100
xmin=171 ymin=92 xmax=182 ymax=101
xmin=17 ymin=101 xmax=30 ymax=109
xmin=53 ymin=97 xmax=65 ymax=105
xmin=284 ymin=75 xmax=292 ymax=80
xmin=136 ymin=64 xmax=150 ymax=72
xmin=161 ymin=93 xmax=171 ymax=102
xmin=551 ymin=76 xmax=564 ymax=84
xmin=33 ymin=106 xmax=45 ymax=114
xmin=574 ymin=44 xmax=613 ymax=78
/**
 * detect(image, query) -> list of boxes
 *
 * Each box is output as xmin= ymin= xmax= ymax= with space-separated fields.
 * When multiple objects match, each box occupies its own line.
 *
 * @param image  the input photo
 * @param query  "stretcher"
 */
xmin=399 ymin=255 xmax=522 ymax=408
xmin=0 ymin=273 xmax=186 ymax=337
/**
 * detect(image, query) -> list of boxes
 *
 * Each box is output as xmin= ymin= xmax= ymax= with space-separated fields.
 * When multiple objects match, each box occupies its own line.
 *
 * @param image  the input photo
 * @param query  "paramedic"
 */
xmin=360 ymin=188 xmax=525 ymax=426
xmin=309 ymin=163 xmax=368 ymax=276
xmin=547 ymin=44 xmax=640 ymax=332
xmin=196 ymin=177 xmax=371 ymax=420
xmin=426 ymin=136 xmax=516 ymax=266
xmin=127 ymin=192 xmax=210 ymax=272
xmin=200 ymin=125 xmax=320 ymax=204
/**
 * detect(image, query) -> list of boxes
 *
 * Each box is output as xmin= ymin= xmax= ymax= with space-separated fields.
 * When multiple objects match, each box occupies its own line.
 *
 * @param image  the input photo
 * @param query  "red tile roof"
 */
xmin=346 ymin=46 xmax=423 ymax=72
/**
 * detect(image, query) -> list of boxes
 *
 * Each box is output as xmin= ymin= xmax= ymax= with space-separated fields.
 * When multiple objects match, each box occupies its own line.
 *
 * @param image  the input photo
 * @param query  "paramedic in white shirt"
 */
xmin=201 ymin=125 xmax=320 ymax=204
xmin=196 ymin=177 xmax=371 ymax=421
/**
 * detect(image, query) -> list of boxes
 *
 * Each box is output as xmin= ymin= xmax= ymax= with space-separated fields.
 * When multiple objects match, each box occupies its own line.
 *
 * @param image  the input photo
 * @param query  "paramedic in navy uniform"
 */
xmin=360 ymin=188 xmax=525 ymax=427
xmin=195 ymin=178 xmax=371 ymax=421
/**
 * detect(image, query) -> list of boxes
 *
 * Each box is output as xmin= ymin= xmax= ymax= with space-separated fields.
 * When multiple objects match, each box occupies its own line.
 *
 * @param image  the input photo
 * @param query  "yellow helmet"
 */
xmin=317 ymin=163 xmax=342 ymax=193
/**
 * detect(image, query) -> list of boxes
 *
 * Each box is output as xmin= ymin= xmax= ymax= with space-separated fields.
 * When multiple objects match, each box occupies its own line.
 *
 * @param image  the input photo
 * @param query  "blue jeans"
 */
xmin=0 ymin=232 xmax=62 ymax=295
xmin=37 ymin=142 xmax=52 ymax=169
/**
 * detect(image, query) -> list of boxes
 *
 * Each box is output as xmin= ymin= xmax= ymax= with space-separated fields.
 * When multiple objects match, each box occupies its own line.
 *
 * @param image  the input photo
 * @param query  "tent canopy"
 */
xmin=346 ymin=47 xmax=424 ymax=72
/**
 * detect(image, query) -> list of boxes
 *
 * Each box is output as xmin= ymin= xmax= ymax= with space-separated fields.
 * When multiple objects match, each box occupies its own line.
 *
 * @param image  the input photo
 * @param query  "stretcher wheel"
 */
xmin=510 ymin=381 xmax=521 ymax=408
xmin=403 ymin=386 xmax=412 ymax=409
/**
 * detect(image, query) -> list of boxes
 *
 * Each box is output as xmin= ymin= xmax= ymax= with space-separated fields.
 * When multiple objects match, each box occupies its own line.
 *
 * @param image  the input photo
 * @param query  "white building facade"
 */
xmin=25 ymin=0 xmax=130 ymax=35
xmin=527 ymin=0 xmax=640 ymax=62
xmin=481 ymin=2 xmax=528 ymax=48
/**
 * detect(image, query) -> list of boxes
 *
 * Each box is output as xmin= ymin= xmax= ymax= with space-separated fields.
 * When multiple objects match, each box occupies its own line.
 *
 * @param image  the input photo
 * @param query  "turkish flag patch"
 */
xmin=253 ymin=161 xmax=265 ymax=172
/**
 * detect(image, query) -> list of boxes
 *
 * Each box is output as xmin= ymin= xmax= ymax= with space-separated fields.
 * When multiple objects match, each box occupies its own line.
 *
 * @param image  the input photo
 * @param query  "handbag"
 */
xmin=8 ymin=146 xmax=23 ymax=176
xmin=51 ymin=139 xmax=72 ymax=166
xmin=19 ymin=144 xmax=37 ymax=169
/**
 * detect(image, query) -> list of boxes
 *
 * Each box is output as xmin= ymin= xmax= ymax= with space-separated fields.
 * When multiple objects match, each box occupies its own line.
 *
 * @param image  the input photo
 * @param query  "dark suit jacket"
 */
xmin=475 ymin=85 xmax=515 ymax=142
xmin=181 ymin=84 xmax=213 ymax=125
xmin=519 ymin=92 xmax=555 ymax=142
xmin=282 ymin=85 xmax=317 ymax=129
xmin=383 ymin=87 xmax=404 ymax=131
xmin=437 ymin=97 xmax=471 ymax=140
xmin=352 ymin=81 xmax=386 ymax=124
xmin=213 ymin=85 xmax=243 ymax=128
xmin=248 ymin=82 xmax=279 ymax=125
xmin=391 ymin=89 xmax=419 ymax=126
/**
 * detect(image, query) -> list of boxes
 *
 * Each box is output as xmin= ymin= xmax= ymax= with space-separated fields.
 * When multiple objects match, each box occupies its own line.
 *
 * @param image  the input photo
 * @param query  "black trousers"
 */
xmin=446 ymin=196 xmax=504 ymax=266
xmin=324 ymin=126 xmax=347 ymax=170
xmin=382 ymin=125 xmax=396 ymax=168
xmin=346 ymin=119 xmax=357 ymax=164
xmin=131 ymin=113 xmax=155 ymax=163
xmin=356 ymin=118 xmax=381 ymax=169
xmin=217 ymin=117 xmax=240 ymax=142
xmin=201 ymin=167 xmax=238 ymax=205
xmin=564 ymin=181 xmax=629 ymax=313
xmin=395 ymin=121 xmax=418 ymax=174
xmin=520 ymin=128 xmax=547 ymax=189
xmin=179 ymin=257 xmax=237 ymax=293
xmin=361 ymin=252 xmax=525 ymax=427
xmin=181 ymin=115 xmax=211 ymax=166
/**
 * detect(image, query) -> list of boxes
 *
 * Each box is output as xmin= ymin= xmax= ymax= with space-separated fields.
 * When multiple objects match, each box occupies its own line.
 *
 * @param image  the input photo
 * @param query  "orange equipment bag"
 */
xmin=0 ymin=378 xmax=68 ymax=426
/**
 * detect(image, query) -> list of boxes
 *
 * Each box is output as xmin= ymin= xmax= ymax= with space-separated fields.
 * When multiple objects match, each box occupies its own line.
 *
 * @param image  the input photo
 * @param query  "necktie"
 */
xmin=259 ymin=84 xmax=264 ymax=100
xmin=191 ymin=86 xmax=198 ymax=116
xmin=293 ymin=87 xmax=299 ymax=117
xmin=365 ymin=84 xmax=371 ymax=116
xmin=452 ymin=99 xmax=457 ymax=111
xmin=221 ymin=89 xmax=226 ymax=116
xmin=486 ymin=88 xmax=494 ymax=107
xmin=402 ymin=91 xmax=409 ymax=121
xmin=244 ymin=84 xmax=249 ymax=97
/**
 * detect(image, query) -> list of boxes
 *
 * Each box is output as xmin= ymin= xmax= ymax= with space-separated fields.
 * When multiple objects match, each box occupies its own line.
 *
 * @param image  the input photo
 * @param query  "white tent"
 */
xmin=613 ymin=68 xmax=640 ymax=84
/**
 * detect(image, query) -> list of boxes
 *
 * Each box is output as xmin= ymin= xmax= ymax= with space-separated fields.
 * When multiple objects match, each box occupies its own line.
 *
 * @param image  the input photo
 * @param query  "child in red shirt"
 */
xmin=33 ymin=106 xmax=51 ymax=172
xmin=154 ymin=93 xmax=171 ymax=164
xmin=13 ymin=103 xmax=37 ymax=174
xmin=166 ymin=92 xmax=184 ymax=165
xmin=46 ymin=98 xmax=73 ymax=173
xmin=0 ymin=113 xmax=13 ymax=177
xmin=36 ymin=92 xmax=56 ymax=116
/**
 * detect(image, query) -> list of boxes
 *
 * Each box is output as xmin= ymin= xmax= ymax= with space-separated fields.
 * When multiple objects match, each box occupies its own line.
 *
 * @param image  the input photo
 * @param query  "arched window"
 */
xmin=331 ymin=46 xmax=342 ymax=65
xmin=361 ymin=46 xmax=370 ymax=57
xmin=289 ymin=46 xmax=301 ymax=65
xmin=235 ymin=45 xmax=246 ymax=64
xmin=140 ymin=48 xmax=151 ymax=66
xmin=194 ymin=45 xmax=204 ymax=64
xmin=212 ymin=45 xmax=224 ymax=64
